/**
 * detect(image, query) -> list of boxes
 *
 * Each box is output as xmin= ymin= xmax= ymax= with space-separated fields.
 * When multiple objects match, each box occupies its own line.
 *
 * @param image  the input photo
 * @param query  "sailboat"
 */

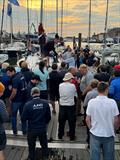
xmin=23 ymin=0 xmax=65 ymax=69
xmin=0 ymin=0 xmax=26 ymax=58
xmin=99 ymin=0 xmax=120 ymax=58
xmin=0 ymin=0 xmax=8 ymax=62
xmin=47 ymin=0 xmax=63 ymax=40
xmin=92 ymin=0 xmax=120 ymax=65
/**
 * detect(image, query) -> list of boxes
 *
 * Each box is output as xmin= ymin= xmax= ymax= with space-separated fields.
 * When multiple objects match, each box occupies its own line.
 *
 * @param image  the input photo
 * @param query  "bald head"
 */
xmin=31 ymin=87 xmax=40 ymax=97
xmin=68 ymin=67 xmax=77 ymax=76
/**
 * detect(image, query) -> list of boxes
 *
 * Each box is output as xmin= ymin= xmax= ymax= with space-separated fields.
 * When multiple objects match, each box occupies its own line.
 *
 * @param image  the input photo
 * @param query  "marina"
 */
xmin=0 ymin=0 xmax=120 ymax=160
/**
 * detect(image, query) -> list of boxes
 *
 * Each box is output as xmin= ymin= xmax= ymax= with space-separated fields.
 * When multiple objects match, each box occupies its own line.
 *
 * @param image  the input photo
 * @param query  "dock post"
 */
xmin=73 ymin=36 xmax=76 ymax=49
xmin=78 ymin=33 xmax=82 ymax=49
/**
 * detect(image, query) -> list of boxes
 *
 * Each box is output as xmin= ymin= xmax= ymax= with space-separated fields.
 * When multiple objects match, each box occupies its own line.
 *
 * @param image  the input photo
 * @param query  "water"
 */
xmin=65 ymin=41 xmax=120 ymax=64
xmin=65 ymin=41 xmax=102 ymax=50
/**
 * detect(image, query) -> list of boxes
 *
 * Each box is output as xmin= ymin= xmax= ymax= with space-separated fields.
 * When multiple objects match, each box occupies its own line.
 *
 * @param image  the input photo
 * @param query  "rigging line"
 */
xmin=88 ymin=0 xmax=92 ymax=46
xmin=8 ymin=2 xmax=14 ymax=45
xmin=43 ymin=0 xmax=46 ymax=28
xmin=45 ymin=0 xmax=49 ymax=32
xmin=36 ymin=0 xmax=40 ymax=32
xmin=17 ymin=5 xmax=20 ymax=32
xmin=49 ymin=0 xmax=52 ymax=33
xmin=6 ymin=4 xmax=8 ymax=32
xmin=0 ymin=0 xmax=5 ymax=46
xmin=14 ymin=2 xmax=20 ymax=33
xmin=27 ymin=0 xmax=30 ymax=39
xmin=31 ymin=0 xmax=36 ymax=33
xmin=44 ymin=0 xmax=48 ymax=32
xmin=56 ymin=0 xmax=58 ymax=34
xmin=104 ymin=0 xmax=109 ymax=46
xmin=47 ymin=0 xmax=52 ymax=32
xmin=40 ymin=0 xmax=43 ymax=23
xmin=36 ymin=10 xmax=38 ymax=31
xmin=31 ymin=0 xmax=32 ymax=8
xmin=29 ymin=0 xmax=33 ymax=28
xmin=117 ymin=0 xmax=120 ymax=42
xmin=30 ymin=0 xmax=32 ymax=21
xmin=61 ymin=0 xmax=63 ymax=37
xmin=66 ymin=0 xmax=69 ymax=36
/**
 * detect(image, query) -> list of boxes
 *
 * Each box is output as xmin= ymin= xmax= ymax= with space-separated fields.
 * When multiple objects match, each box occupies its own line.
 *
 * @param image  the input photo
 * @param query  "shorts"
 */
xmin=0 ymin=132 xmax=6 ymax=151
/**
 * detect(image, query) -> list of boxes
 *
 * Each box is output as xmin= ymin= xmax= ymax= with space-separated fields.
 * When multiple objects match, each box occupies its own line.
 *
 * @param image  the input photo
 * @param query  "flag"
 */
xmin=8 ymin=0 xmax=20 ymax=6
xmin=7 ymin=3 xmax=12 ymax=16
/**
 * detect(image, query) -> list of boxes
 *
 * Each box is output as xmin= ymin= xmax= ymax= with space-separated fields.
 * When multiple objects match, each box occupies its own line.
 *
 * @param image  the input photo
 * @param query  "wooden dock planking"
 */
xmin=4 ymin=146 xmax=12 ymax=158
xmin=4 ymin=146 xmax=26 ymax=160
xmin=5 ymin=146 xmax=19 ymax=160
xmin=4 ymin=103 xmax=120 ymax=160
xmin=115 ymin=150 xmax=120 ymax=160
xmin=21 ymin=148 xmax=28 ymax=160
xmin=4 ymin=146 xmax=120 ymax=160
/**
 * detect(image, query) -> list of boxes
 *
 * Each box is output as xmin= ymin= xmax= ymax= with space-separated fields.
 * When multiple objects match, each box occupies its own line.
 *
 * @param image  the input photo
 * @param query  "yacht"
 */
xmin=0 ymin=42 xmax=26 ymax=58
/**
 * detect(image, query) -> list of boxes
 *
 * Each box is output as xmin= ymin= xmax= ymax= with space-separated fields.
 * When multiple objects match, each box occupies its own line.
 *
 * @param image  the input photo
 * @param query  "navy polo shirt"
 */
xmin=22 ymin=97 xmax=51 ymax=133
xmin=12 ymin=73 xmax=27 ymax=102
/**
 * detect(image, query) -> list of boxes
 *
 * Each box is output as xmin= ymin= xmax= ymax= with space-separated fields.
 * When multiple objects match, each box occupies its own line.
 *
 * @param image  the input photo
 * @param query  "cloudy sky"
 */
xmin=0 ymin=0 xmax=120 ymax=37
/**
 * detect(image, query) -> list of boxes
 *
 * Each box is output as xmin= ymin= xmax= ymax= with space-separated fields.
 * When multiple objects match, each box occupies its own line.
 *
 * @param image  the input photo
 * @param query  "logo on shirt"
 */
xmin=33 ymin=104 xmax=43 ymax=110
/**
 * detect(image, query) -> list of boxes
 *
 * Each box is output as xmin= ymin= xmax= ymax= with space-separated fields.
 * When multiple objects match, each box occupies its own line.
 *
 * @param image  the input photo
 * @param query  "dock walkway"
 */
xmin=4 ymin=104 xmax=120 ymax=160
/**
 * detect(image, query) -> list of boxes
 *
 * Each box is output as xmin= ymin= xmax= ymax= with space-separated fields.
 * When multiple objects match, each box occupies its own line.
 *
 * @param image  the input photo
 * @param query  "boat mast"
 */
xmin=0 ymin=0 xmax=5 ymax=48
xmin=27 ymin=0 xmax=30 ymax=40
xmin=9 ymin=2 xmax=13 ymax=45
xmin=61 ymin=0 xmax=63 ymax=37
xmin=10 ymin=11 xmax=13 ymax=45
xmin=40 ymin=0 xmax=43 ymax=24
xmin=56 ymin=0 xmax=58 ymax=34
xmin=102 ymin=0 xmax=109 ymax=64
xmin=104 ymin=0 xmax=109 ymax=46
xmin=88 ymin=0 xmax=91 ymax=46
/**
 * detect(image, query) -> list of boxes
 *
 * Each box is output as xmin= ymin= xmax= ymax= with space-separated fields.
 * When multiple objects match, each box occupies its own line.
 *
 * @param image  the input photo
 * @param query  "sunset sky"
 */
xmin=0 ymin=0 xmax=120 ymax=37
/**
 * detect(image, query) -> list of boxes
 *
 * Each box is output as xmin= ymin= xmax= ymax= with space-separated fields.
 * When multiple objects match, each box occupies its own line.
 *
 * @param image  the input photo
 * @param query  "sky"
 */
xmin=0 ymin=0 xmax=120 ymax=37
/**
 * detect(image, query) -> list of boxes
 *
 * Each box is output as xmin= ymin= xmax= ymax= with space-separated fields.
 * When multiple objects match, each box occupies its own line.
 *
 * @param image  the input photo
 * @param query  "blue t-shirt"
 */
xmin=109 ymin=77 xmax=120 ymax=100
xmin=34 ymin=68 xmax=49 ymax=91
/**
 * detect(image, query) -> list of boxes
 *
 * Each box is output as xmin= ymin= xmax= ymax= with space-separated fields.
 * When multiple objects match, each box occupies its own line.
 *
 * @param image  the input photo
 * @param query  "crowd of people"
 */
xmin=0 ymin=25 xmax=120 ymax=160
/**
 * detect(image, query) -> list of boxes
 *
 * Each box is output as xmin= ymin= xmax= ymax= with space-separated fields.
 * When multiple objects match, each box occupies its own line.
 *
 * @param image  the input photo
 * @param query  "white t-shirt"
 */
xmin=86 ymin=95 xmax=119 ymax=137
xmin=59 ymin=82 xmax=77 ymax=106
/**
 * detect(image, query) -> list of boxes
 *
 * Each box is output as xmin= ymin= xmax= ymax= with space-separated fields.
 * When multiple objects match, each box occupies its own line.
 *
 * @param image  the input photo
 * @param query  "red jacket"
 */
xmin=71 ymin=78 xmax=79 ymax=93
xmin=113 ymin=65 xmax=120 ymax=70
xmin=38 ymin=25 xmax=44 ymax=35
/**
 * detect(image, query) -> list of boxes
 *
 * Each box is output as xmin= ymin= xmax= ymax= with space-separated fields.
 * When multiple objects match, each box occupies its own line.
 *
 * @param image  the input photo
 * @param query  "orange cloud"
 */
xmin=0 ymin=4 xmax=3 ymax=10
xmin=19 ymin=0 xmax=59 ymax=10
xmin=58 ymin=15 xmax=83 ymax=24
xmin=0 ymin=0 xmax=119 ymax=37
